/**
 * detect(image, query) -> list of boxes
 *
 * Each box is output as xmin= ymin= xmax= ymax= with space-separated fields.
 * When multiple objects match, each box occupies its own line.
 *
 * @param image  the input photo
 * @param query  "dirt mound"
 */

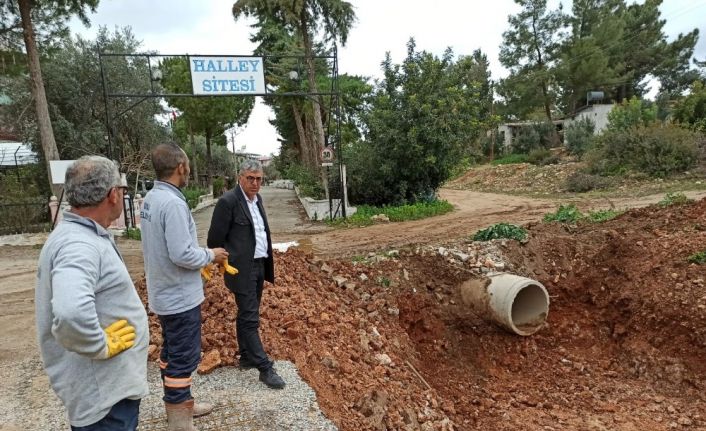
xmin=136 ymin=198 xmax=706 ymax=430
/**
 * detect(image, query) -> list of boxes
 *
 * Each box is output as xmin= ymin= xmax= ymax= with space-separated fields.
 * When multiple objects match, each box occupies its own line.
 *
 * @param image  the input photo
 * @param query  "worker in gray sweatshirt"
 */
xmin=140 ymin=143 xmax=228 ymax=430
xmin=36 ymin=156 xmax=149 ymax=430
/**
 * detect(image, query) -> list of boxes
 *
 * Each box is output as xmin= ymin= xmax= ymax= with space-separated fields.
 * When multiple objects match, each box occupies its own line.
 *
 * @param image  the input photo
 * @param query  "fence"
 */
xmin=0 ymin=197 xmax=51 ymax=235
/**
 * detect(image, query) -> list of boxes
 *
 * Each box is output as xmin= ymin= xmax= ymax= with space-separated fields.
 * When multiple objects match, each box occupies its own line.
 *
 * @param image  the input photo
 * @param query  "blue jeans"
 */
xmin=70 ymin=398 xmax=140 ymax=431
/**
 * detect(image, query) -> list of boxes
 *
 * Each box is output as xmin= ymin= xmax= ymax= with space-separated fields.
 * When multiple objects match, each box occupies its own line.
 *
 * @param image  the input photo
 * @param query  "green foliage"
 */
xmin=283 ymin=163 xmax=325 ymax=199
xmin=607 ymin=97 xmax=658 ymax=131
xmin=512 ymin=122 xmax=556 ymax=154
xmin=658 ymin=192 xmax=693 ymax=208
xmin=586 ymin=209 xmax=623 ymax=223
xmin=527 ymin=148 xmax=559 ymax=166
xmin=491 ymin=154 xmax=528 ymax=165
xmin=182 ymin=186 xmax=207 ymax=210
xmin=564 ymin=171 xmax=610 ymax=193
xmin=687 ymin=251 xmax=706 ymax=265
xmin=565 ymin=117 xmax=595 ymax=157
xmin=499 ymin=0 xmax=565 ymax=122
xmin=586 ymin=123 xmax=699 ymax=177
xmin=673 ymin=81 xmax=706 ymax=133
xmin=330 ymin=200 xmax=453 ymax=227
xmin=123 ymin=227 xmax=141 ymax=241
xmin=348 ymin=40 xmax=486 ymax=206
xmin=543 ymin=204 xmax=583 ymax=223
xmin=212 ymin=177 xmax=225 ymax=198
xmin=473 ymin=223 xmax=527 ymax=242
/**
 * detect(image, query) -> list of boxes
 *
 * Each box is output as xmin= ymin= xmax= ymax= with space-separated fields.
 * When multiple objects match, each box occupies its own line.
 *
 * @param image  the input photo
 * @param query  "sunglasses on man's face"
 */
xmin=107 ymin=186 xmax=129 ymax=198
xmin=243 ymin=175 xmax=263 ymax=183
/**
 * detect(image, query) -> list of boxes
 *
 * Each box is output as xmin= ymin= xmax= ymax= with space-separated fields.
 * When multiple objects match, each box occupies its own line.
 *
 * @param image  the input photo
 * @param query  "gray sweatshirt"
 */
xmin=35 ymin=211 xmax=149 ymax=427
xmin=140 ymin=181 xmax=213 ymax=315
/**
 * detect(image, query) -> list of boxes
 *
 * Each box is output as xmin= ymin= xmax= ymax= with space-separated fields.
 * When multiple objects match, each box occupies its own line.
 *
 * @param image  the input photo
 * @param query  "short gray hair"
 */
xmin=65 ymin=156 xmax=121 ymax=208
xmin=239 ymin=159 xmax=262 ymax=174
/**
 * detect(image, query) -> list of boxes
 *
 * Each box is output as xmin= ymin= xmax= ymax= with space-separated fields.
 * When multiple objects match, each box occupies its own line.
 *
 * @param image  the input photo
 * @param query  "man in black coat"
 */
xmin=206 ymin=159 xmax=285 ymax=389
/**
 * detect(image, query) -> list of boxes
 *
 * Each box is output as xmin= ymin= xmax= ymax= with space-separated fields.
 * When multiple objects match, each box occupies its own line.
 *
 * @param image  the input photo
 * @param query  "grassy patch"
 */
xmin=658 ymin=192 xmax=694 ymax=207
xmin=490 ymin=154 xmax=528 ymax=166
xmin=473 ymin=223 xmax=527 ymax=241
xmin=687 ymin=251 xmax=706 ymax=264
xmin=124 ymin=227 xmax=141 ymax=241
xmin=543 ymin=204 xmax=583 ymax=223
xmin=586 ymin=209 xmax=623 ymax=223
xmin=330 ymin=200 xmax=454 ymax=227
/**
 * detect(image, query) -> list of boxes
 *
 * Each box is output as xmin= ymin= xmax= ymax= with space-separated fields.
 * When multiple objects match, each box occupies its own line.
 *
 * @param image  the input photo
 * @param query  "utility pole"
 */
xmin=489 ymin=81 xmax=496 ymax=162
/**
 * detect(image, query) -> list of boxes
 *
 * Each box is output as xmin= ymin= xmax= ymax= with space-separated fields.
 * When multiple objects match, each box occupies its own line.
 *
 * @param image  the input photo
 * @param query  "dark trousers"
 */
xmin=158 ymin=304 xmax=202 ymax=404
xmin=235 ymin=258 xmax=272 ymax=371
xmin=70 ymin=398 xmax=140 ymax=431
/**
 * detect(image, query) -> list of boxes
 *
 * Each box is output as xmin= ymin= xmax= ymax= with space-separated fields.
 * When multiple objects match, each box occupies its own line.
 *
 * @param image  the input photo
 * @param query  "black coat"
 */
xmin=206 ymin=185 xmax=274 ymax=292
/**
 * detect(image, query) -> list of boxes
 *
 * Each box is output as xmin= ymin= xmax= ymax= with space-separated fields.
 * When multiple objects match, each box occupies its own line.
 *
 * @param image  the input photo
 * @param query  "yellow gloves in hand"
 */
xmin=104 ymin=319 xmax=136 ymax=359
xmin=201 ymin=262 xmax=238 ymax=281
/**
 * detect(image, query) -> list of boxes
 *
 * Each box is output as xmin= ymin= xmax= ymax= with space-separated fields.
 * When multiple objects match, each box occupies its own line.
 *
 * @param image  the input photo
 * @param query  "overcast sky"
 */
xmin=69 ymin=0 xmax=706 ymax=156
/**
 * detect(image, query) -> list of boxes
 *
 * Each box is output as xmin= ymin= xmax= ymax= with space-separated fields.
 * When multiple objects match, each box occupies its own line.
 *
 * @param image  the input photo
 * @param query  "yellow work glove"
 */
xmin=103 ymin=319 xmax=136 ymax=359
xmin=202 ymin=262 xmax=238 ymax=281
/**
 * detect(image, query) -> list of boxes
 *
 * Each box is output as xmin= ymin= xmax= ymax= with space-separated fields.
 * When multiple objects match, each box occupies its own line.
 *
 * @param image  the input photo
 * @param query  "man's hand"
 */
xmin=211 ymin=247 xmax=229 ymax=264
xmin=103 ymin=319 xmax=136 ymax=359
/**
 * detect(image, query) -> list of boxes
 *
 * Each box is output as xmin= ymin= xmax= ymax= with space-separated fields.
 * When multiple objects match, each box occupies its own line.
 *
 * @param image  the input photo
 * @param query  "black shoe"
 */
xmin=238 ymin=358 xmax=257 ymax=370
xmin=259 ymin=368 xmax=286 ymax=389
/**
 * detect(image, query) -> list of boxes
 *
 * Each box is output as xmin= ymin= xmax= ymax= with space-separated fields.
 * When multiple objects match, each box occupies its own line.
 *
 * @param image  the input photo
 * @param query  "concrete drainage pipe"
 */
xmin=459 ymin=273 xmax=549 ymax=336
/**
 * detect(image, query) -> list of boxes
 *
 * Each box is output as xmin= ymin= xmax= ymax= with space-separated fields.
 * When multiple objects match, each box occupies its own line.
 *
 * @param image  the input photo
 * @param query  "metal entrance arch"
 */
xmin=98 ymin=49 xmax=347 ymax=219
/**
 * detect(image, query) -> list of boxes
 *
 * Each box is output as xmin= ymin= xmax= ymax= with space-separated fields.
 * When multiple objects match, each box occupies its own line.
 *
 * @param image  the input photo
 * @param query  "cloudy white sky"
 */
xmin=69 ymin=0 xmax=706 ymax=156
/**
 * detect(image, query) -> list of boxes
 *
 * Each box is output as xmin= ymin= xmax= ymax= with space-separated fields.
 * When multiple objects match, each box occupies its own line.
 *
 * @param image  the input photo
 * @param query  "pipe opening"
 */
xmin=511 ymin=283 xmax=549 ymax=334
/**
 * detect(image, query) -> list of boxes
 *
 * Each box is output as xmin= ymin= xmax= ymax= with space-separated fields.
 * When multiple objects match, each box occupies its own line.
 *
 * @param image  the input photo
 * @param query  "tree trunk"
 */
xmin=292 ymin=103 xmax=309 ymax=164
xmin=205 ymin=128 xmax=213 ymax=193
xmin=188 ymin=123 xmax=199 ymax=186
xmin=18 ymin=0 xmax=61 ymax=197
xmin=301 ymin=25 xmax=325 ymax=185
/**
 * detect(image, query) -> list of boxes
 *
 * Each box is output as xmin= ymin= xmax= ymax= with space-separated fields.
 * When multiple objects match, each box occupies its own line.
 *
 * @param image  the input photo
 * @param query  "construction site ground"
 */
xmin=1 ymin=168 xmax=705 ymax=430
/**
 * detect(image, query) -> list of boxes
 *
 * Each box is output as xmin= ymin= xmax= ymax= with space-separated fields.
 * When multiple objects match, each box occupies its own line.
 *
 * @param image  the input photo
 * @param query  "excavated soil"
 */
xmin=136 ymin=198 xmax=706 ymax=430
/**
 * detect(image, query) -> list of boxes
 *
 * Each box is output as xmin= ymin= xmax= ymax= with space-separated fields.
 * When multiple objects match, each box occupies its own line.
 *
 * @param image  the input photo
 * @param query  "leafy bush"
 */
xmin=124 ymin=227 xmax=141 ymax=240
xmin=687 ymin=250 xmax=706 ymax=264
xmin=183 ymin=186 xmax=207 ymax=209
xmin=212 ymin=177 xmax=225 ymax=198
xmin=473 ymin=223 xmax=527 ymax=241
xmin=511 ymin=122 xmax=557 ymax=154
xmin=527 ymin=148 xmax=559 ymax=166
xmin=564 ymin=171 xmax=610 ymax=193
xmin=674 ymin=81 xmax=706 ymax=133
xmin=658 ymin=192 xmax=693 ymax=207
xmin=607 ymin=97 xmax=658 ymax=131
xmin=330 ymin=200 xmax=453 ymax=227
xmin=283 ymin=163 xmax=325 ymax=200
xmin=565 ymin=117 xmax=595 ymax=157
xmin=586 ymin=209 xmax=623 ymax=223
xmin=491 ymin=154 xmax=528 ymax=165
xmin=543 ymin=204 xmax=583 ymax=223
xmin=585 ymin=124 xmax=700 ymax=177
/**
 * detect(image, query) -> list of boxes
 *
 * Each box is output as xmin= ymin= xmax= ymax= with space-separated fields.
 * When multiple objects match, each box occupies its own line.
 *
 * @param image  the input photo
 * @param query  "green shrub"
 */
xmin=658 ymin=192 xmax=693 ymax=207
xmin=124 ymin=227 xmax=141 ymax=240
xmin=607 ymin=97 xmax=658 ymax=131
xmin=527 ymin=148 xmax=559 ymax=166
xmin=283 ymin=163 xmax=325 ymax=199
xmin=586 ymin=124 xmax=699 ymax=177
xmin=330 ymin=200 xmax=454 ymax=227
xmin=564 ymin=171 xmax=610 ymax=193
xmin=565 ymin=117 xmax=595 ymax=157
xmin=687 ymin=250 xmax=706 ymax=264
xmin=491 ymin=154 xmax=528 ymax=165
xmin=586 ymin=209 xmax=623 ymax=223
xmin=183 ymin=186 xmax=207 ymax=209
xmin=473 ymin=223 xmax=527 ymax=241
xmin=212 ymin=177 xmax=225 ymax=198
xmin=543 ymin=204 xmax=583 ymax=223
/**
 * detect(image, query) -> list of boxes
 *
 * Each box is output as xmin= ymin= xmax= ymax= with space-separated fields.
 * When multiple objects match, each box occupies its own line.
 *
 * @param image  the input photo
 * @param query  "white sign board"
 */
xmin=49 ymin=160 xmax=76 ymax=185
xmin=190 ymin=56 xmax=266 ymax=95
